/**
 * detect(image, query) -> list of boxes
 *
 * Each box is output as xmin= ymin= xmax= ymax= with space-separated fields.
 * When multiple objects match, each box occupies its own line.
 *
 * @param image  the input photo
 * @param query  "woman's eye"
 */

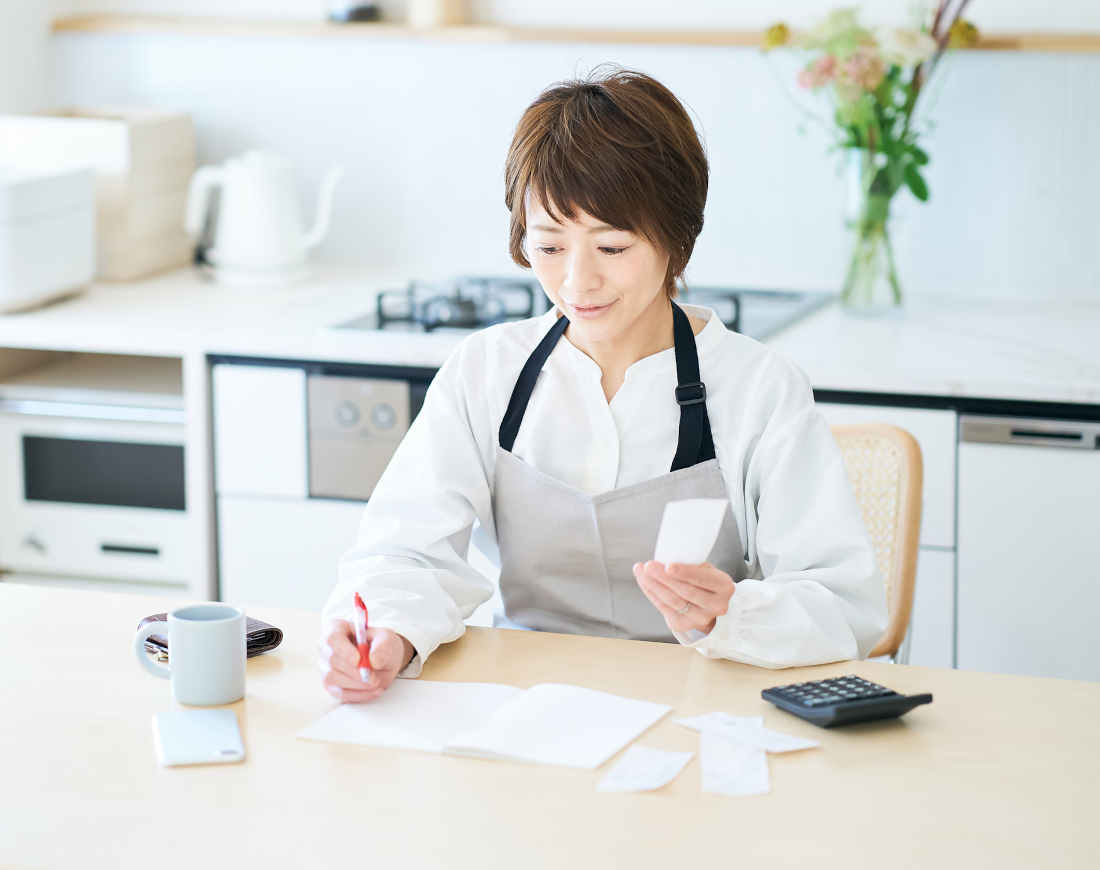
xmin=536 ymin=246 xmax=560 ymax=255
xmin=600 ymin=247 xmax=626 ymax=255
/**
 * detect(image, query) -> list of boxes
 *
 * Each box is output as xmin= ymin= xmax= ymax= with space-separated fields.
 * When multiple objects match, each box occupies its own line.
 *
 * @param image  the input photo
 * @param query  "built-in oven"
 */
xmin=210 ymin=356 xmax=438 ymax=611
xmin=0 ymin=355 xmax=188 ymax=585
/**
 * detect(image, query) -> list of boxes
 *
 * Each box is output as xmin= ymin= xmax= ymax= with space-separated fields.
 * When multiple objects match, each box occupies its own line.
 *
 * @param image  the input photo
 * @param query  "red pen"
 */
xmin=353 ymin=592 xmax=371 ymax=682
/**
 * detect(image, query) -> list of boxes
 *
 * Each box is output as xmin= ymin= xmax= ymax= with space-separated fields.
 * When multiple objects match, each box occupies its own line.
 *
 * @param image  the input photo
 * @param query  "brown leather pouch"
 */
xmin=137 ymin=613 xmax=283 ymax=658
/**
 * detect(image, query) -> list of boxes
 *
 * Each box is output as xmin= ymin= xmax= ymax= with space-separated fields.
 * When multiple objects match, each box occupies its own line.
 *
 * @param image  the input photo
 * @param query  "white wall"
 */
xmin=0 ymin=1 xmax=77 ymax=114
xmin=51 ymin=27 xmax=1100 ymax=299
xmin=58 ymin=0 xmax=1100 ymax=31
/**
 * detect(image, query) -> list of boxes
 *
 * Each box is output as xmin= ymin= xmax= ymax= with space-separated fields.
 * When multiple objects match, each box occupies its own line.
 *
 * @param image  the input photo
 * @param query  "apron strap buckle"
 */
xmin=675 ymin=382 xmax=707 ymax=406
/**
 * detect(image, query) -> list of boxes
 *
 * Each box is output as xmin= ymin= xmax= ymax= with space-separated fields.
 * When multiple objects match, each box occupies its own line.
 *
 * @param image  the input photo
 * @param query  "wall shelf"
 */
xmin=52 ymin=15 xmax=1100 ymax=53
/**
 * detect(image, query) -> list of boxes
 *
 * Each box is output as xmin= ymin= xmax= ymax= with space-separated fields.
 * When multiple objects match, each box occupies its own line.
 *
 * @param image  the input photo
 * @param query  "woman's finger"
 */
xmin=637 ymin=564 xmax=690 ymax=612
xmin=320 ymin=619 xmax=359 ymax=657
xmin=666 ymin=562 xmax=732 ymax=594
xmin=648 ymin=572 xmax=727 ymax=613
xmin=642 ymin=561 xmax=710 ymax=608
xmin=365 ymin=630 xmax=405 ymax=672
xmin=633 ymin=565 xmax=677 ymax=616
xmin=646 ymin=561 xmax=732 ymax=611
xmin=325 ymin=683 xmax=383 ymax=704
xmin=635 ymin=562 xmax=726 ymax=635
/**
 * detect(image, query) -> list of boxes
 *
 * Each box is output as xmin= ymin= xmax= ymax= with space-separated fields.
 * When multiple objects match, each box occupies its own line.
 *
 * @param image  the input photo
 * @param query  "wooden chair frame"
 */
xmin=830 ymin=424 xmax=923 ymax=660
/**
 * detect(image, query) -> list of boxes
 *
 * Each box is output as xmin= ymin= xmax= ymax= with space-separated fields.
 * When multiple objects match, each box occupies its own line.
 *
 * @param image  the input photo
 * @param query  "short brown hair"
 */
xmin=504 ymin=66 xmax=709 ymax=298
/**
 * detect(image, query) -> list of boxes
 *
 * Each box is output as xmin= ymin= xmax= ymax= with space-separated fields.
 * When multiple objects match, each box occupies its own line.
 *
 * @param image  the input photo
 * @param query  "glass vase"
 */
xmin=841 ymin=149 xmax=902 ymax=314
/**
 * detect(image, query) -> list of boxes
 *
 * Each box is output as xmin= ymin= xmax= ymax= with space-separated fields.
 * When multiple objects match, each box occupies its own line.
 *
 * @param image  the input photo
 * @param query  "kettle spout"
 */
xmin=303 ymin=165 xmax=344 ymax=249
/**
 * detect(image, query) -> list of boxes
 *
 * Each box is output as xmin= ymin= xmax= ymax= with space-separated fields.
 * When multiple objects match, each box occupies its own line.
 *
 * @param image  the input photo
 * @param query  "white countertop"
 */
xmin=3 ymin=268 xmax=1100 ymax=405
xmin=763 ymin=294 xmax=1100 ymax=406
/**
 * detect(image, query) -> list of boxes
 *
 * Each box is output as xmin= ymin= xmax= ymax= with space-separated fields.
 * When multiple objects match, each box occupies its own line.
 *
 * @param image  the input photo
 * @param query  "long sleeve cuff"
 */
xmin=673 ymin=578 xmax=868 ymax=669
xmin=673 ymin=588 xmax=744 ymax=654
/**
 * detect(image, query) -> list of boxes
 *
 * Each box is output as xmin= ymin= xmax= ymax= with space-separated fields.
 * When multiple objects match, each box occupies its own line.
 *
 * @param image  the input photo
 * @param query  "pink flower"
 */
xmin=798 ymin=55 xmax=837 ymax=89
xmin=842 ymin=46 xmax=886 ymax=91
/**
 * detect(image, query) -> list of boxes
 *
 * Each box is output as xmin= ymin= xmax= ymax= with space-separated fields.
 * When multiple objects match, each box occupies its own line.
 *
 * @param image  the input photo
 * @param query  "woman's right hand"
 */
xmin=317 ymin=619 xmax=416 ymax=703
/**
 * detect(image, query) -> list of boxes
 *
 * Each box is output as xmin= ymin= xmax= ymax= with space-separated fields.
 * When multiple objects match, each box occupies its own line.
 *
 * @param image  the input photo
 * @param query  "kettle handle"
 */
xmin=302 ymin=165 xmax=344 ymax=250
xmin=184 ymin=165 xmax=225 ymax=237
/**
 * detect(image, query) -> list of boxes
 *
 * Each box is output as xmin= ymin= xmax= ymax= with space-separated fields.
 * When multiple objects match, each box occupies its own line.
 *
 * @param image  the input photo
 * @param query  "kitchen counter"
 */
xmin=4 ymin=269 xmax=1098 ymax=603
xmin=0 ymin=267 xmax=468 ymax=368
xmin=764 ymin=294 xmax=1100 ymax=407
xmin=3 ymin=269 xmax=1100 ymax=404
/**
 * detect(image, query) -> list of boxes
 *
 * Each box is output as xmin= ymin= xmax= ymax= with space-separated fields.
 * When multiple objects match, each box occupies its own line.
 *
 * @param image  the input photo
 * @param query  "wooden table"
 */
xmin=1 ymin=583 xmax=1097 ymax=869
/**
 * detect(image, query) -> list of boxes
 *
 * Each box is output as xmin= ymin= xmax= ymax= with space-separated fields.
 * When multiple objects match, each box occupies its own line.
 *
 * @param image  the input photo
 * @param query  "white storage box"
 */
xmin=0 ymin=108 xmax=195 ymax=280
xmin=0 ymin=165 xmax=95 ymax=313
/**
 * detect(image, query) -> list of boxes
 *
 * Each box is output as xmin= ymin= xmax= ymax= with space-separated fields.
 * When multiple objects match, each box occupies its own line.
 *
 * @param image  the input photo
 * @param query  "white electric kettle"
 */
xmin=185 ymin=151 xmax=342 ymax=286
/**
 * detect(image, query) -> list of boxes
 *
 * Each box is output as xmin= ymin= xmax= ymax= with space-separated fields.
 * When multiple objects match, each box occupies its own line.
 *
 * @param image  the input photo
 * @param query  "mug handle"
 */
xmin=134 ymin=622 xmax=171 ymax=679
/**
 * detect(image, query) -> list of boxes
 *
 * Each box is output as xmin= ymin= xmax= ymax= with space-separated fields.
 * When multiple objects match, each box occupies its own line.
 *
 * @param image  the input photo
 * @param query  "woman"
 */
xmin=318 ymin=67 xmax=887 ymax=703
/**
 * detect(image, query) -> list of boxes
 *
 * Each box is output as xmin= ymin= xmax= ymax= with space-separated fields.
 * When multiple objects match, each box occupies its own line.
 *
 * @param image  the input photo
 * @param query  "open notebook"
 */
xmin=297 ymin=680 xmax=671 ymax=770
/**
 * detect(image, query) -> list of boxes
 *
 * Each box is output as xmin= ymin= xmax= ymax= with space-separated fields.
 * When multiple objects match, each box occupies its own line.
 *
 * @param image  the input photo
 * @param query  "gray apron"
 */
xmin=491 ymin=304 xmax=747 ymax=643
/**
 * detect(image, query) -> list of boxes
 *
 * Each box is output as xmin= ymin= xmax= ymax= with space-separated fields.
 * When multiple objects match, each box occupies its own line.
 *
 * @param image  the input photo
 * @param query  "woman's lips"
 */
xmin=566 ymin=301 xmax=613 ymax=320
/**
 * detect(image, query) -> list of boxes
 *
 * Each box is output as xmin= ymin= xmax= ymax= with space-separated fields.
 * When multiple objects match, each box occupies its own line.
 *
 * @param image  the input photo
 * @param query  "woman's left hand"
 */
xmin=632 ymin=560 xmax=736 ymax=635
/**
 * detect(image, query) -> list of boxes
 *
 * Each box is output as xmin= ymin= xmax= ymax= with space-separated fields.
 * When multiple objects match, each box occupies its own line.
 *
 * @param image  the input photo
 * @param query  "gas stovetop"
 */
xmin=332 ymin=277 xmax=832 ymax=341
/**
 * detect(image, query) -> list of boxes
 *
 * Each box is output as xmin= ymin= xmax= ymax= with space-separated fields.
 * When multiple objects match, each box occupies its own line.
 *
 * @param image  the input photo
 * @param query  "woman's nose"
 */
xmin=562 ymin=249 xmax=599 ymax=296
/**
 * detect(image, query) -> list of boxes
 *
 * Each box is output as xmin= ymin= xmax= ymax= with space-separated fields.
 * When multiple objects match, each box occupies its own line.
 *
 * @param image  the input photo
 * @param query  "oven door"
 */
xmin=0 ymin=411 xmax=189 ymax=583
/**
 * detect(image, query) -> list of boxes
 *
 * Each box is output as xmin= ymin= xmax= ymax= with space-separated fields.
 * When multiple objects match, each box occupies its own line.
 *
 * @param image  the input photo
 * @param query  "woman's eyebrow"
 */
xmin=529 ymin=222 xmax=622 ymax=233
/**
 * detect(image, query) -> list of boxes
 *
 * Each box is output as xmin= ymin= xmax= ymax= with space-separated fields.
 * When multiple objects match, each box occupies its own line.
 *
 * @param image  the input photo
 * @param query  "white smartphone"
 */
xmin=152 ymin=709 xmax=246 ymax=767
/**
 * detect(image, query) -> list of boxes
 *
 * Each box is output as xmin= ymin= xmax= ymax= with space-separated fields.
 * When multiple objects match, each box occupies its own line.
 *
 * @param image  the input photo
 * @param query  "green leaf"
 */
xmin=905 ymin=164 xmax=930 ymax=201
xmin=910 ymin=146 xmax=930 ymax=165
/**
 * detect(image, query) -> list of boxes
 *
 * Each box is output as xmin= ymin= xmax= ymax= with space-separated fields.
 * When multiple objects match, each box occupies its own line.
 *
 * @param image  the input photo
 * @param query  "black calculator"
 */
xmin=762 ymin=675 xmax=932 ymax=728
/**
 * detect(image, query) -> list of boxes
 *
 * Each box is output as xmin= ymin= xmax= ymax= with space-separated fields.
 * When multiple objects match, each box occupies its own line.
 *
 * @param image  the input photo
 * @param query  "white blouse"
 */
xmin=323 ymin=305 xmax=888 ymax=675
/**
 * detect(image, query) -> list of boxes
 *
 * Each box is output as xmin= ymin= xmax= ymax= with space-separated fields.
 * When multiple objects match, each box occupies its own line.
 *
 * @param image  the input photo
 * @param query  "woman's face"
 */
xmin=525 ymin=197 xmax=670 ymax=344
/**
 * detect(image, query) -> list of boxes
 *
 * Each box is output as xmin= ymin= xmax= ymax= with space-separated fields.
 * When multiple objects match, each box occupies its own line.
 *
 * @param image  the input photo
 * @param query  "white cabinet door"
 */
xmin=957 ymin=442 xmax=1100 ymax=681
xmin=218 ymin=494 xmax=364 ymax=611
xmin=213 ymin=365 xmax=307 ymax=498
xmin=817 ymin=403 xmax=957 ymax=548
xmin=907 ymin=548 xmax=955 ymax=669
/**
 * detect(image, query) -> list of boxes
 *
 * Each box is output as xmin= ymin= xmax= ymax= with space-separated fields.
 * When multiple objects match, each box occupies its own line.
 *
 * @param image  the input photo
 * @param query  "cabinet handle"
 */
xmin=1009 ymin=428 xmax=1085 ymax=444
xmin=0 ymin=399 xmax=185 ymax=425
xmin=101 ymin=543 xmax=160 ymax=556
xmin=961 ymin=416 xmax=1100 ymax=450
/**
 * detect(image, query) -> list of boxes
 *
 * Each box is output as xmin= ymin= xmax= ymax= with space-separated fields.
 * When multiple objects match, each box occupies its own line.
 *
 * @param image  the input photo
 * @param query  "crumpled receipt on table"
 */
xmin=675 ymin=712 xmax=820 ymax=753
xmin=677 ymin=712 xmax=819 ymax=796
xmin=596 ymin=744 xmax=694 ymax=793
xmin=700 ymin=733 xmax=771 ymax=796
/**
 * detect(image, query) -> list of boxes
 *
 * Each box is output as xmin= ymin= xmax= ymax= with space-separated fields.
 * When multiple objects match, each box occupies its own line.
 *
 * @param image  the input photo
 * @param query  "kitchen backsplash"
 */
xmin=51 ymin=30 xmax=1100 ymax=299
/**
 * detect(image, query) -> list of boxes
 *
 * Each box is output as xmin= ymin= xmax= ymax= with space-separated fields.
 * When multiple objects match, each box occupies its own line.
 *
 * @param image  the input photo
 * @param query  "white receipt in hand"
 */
xmin=596 ymin=744 xmax=693 ymax=793
xmin=653 ymin=498 xmax=728 ymax=565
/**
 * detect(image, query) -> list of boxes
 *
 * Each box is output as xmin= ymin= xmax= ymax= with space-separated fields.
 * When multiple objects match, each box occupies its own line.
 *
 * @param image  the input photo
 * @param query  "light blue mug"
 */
xmin=134 ymin=603 xmax=246 ymax=706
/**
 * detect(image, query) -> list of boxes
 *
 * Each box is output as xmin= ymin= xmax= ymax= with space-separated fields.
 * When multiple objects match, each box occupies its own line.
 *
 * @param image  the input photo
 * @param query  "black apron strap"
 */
xmin=498 ymin=314 xmax=569 ymax=452
xmin=498 ymin=304 xmax=715 ymax=470
xmin=669 ymin=302 xmax=716 ymax=472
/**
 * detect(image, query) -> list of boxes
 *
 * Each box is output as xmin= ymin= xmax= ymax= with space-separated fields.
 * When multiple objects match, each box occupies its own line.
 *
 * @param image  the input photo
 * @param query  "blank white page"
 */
xmin=444 ymin=683 xmax=671 ymax=770
xmin=296 ymin=680 xmax=523 ymax=753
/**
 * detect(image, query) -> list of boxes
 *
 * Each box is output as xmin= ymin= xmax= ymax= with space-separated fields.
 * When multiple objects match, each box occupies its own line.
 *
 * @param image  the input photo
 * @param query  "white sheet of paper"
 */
xmin=596 ymin=744 xmax=694 ymax=793
xmin=296 ymin=680 xmax=522 ymax=753
xmin=675 ymin=711 xmax=819 ymax=753
xmin=653 ymin=498 xmax=728 ymax=565
xmin=700 ymin=733 xmax=771 ymax=796
xmin=446 ymin=684 xmax=671 ymax=770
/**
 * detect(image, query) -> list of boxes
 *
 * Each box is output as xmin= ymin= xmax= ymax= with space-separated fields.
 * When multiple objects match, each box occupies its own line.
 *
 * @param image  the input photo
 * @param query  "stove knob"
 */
xmin=335 ymin=400 xmax=360 ymax=428
xmin=371 ymin=403 xmax=396 ymax=431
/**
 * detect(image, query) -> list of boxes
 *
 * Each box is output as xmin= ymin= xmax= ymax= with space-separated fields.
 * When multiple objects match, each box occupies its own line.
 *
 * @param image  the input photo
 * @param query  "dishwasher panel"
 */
xmin=957 ymin=416 xmax=1100 ymax=681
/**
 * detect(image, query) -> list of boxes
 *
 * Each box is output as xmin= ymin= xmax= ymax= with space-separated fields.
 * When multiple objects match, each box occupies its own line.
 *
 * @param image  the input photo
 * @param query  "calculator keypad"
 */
xmin=771 ymin=676 xmax=897 ymax=708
